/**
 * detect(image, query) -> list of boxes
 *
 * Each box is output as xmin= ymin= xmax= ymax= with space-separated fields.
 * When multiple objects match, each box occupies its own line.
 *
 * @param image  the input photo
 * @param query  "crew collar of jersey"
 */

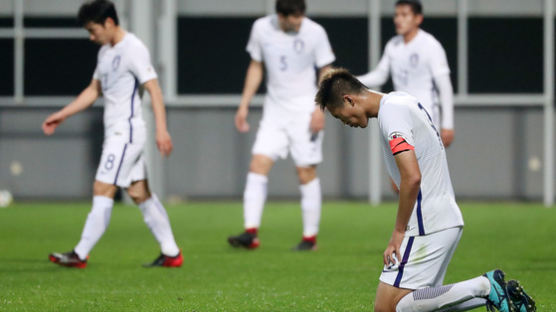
xmin=109 ymin=31 xmax=129 ymax=48
xmin=403 ymin=28 xmax=424 ymax=47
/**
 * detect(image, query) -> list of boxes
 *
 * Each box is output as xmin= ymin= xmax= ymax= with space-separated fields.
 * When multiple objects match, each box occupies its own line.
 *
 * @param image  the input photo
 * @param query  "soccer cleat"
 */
xmin=144 ymin=250 xmax=183 ymax=268
xmin=292 ymin=236 xmax=317 ymax=251
xmin=507 ymin=280 xmax=536 ymax=312
xmin=484 ymin=269 xmax=513 ymax=312
xmin=227 ymin=230 xmax=260 ymax=249
xmin=48 ymin=250 xmax=87 ymax=269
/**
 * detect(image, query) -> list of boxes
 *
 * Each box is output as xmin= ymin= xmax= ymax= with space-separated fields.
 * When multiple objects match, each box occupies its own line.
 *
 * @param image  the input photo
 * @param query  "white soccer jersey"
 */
xmin=93 ymin=33 xmax=157 ymax=142
xmin=246 ymin=15 xmax=335 ymax=114
xmin=378 ymin=91 xmax=464 ymax=237
xmin=360 ymin=30 xmax=452 ymax=128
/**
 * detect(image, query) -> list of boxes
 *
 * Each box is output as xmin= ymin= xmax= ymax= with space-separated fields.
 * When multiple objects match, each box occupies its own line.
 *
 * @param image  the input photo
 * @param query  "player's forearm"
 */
xmin=239 ymin=61 xmax=263 ymax=109
xmin=395 ymin=176 xmax=421 ymax=232
xmin=434 ymin=74 xmax=454 ymax=130
xmin=147 ymin=81 xmax=169 ymax=133
xmin=60 ymin=84 xmax=99 ymax=118
xmin=393 ymin=151 xmax=421 ymax=232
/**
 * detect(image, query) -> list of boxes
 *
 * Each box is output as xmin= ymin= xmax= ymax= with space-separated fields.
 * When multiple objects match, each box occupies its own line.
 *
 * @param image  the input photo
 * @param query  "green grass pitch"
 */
xmin=0 ymin=201 xmax=554 ymax=311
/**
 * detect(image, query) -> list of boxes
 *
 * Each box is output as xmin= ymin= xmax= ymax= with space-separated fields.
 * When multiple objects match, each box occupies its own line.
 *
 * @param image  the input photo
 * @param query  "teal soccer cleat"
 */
xmin=507 ymin=280 xmax=536 ymax=312
xmin=484 ymin=270 xmax=514 ymax=312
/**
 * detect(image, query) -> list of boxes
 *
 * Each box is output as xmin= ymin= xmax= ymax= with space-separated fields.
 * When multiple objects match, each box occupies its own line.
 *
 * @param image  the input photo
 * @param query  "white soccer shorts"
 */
xmin=95 ymin=137 xmax=146 ymax=188
xmin=252 ymin=113 xmax=323 ymax=167
xmin=380 ymin=226 xmax=463 ymax=290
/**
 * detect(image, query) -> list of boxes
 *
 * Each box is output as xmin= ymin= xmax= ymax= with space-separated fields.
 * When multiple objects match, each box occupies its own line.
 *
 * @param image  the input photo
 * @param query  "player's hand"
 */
xmin=235 ymin=106 xmax=250 ymax=133
xmin=310 ymin=108 xmax=325 ymax=133
xmin=42 ymin=111 xmax=66 ymax=136
xmin=383 ymin=230 xmax=404 ymax=266
xmin=441 ymin=129 xmax=454 ymax=147
xmin=156 ymin=129 xmax=173 ymax=157
xmin=390 ymin=178 xmax=400 ymax=194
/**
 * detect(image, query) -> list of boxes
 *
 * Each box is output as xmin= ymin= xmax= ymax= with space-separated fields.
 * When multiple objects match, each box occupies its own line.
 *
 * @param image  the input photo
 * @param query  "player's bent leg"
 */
xmin=49 ymin=181 xmax=118 ymax=268
xmin=228 ymin=154 xmax=274 ymax=249
xmin=129 ymin=180 xmax=182 ymax=268
xmin=292 ymin=165 xmax=321 ymax=251
xmin=394 ymin=276 xmax=491 ymax=312
xmin=374 ymin=282 xmax=413 ymax=312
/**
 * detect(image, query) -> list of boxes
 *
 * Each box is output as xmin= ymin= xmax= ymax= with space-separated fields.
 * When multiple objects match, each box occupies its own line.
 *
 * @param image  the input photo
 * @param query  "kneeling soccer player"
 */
xmin=316 ymin=68 xmax=535 ymax=312
xmin=42 ymin=0 xmax=182 ymax=268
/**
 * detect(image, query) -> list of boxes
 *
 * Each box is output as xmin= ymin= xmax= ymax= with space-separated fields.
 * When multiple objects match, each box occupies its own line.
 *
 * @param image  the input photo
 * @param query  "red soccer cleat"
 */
xmin=48 ymin=250 xmax=88 ymax=269
xmin=292 ymin=235 xmax=317 ymax=251
xmin=227 ymin=229 xmax=260 ymax=249
xmin=144 ymin=250 xmax=183 ymax=268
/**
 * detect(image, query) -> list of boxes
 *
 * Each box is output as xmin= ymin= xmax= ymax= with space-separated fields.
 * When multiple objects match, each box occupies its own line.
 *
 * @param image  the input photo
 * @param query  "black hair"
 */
xmin=315 ymin=68 xmax=367 ymax=110
xmin=77 ymin=0 xmax=119 ymax=26
xmin=395 ymin=0 xmax=423 ymax=15
xmin=275 ymin=0 xmax=306 ymax=16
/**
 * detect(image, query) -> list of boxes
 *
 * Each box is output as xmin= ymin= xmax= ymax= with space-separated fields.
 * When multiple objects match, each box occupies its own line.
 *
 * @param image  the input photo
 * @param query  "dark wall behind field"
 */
xmin=0 ymin=16 xmax=545 ymax=96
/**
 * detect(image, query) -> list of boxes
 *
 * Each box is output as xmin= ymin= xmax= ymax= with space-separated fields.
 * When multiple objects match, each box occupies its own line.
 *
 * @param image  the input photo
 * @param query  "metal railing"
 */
xmin=1 ymin=0 xmax=554 ymax=206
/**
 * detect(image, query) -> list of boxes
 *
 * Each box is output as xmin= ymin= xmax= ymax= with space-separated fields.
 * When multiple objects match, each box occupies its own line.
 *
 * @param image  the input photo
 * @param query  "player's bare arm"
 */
xmin=143 ymin=78 xmax=173 ymax=157
xmin=310 ymin=65 xmax=333 ymax=133
xmin=236 ymin=59 xmax=264 ymax=133
xmin=384 ymin=149 xmax=421 ymax=266
xmin=42 ymin=78 xmax=101 ymax=135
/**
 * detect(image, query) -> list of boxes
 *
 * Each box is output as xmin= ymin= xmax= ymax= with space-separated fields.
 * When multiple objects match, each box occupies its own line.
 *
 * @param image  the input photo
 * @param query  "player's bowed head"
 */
xmin=315 ymin=68 xmax=382 ymax=129
xmin=78 ymin=0 xmax=121 ymax=46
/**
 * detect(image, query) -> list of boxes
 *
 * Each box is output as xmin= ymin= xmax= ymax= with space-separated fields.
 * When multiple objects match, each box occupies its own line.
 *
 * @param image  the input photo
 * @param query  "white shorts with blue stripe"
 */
xmin=95 ymin=137 xmax=146 ymax=188
xmin=379 ymin=226 xmax=463 ymax=290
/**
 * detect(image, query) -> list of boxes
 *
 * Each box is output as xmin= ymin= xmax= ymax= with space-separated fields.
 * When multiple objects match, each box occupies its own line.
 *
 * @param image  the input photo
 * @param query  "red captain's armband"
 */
xmin=389 ymin=136 xmax=415 ymax=156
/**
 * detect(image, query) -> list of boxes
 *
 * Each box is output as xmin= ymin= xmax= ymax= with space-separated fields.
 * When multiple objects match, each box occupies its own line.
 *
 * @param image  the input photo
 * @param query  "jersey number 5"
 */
xmin=279 ymin=55 xmax=287 ymax=71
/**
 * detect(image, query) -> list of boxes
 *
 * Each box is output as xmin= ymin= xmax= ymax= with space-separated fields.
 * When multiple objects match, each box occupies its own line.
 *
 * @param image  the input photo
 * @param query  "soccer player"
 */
xmin=227 ymin=0 xmax=335 ymax=251
xmin=357 ymin=0 xmax=455 ymax=148
xmin=316 ymin=68 xmax=535 ymax=312
xmin=42 ymin=0 xmax=182 ymax=268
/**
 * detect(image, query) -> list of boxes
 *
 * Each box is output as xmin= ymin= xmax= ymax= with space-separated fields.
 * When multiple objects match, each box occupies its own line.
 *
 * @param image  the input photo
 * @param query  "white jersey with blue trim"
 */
xmin=93 ymin=33 xmax=157 ymax=142
xmin=361 ymin=29 xmax=451 ymax=128
xmin=378 ymin=91 xmax=464 ymax=237
xmin=246 ymin=15 xmax=335 ymax=115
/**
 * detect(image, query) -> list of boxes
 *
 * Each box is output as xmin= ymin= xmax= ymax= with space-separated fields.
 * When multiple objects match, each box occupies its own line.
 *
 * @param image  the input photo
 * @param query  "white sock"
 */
xmin=74 ymin=196 xmax=114 ymax=260
xmin=396 ymin=276 xmax=491 ymax=312
xmin=243 ymin=172 xmax=268 ymax=229
xmin=300 ymin=178 xmax=321 ymax=237
xmin=139 ymin=194 xmax=180 ymax=257
xmin=435 ymin=298 xmax=488 ymax=311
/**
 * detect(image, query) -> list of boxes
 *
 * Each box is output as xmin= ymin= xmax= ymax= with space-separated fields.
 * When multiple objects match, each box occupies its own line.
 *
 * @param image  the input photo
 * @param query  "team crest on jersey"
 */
xmin=293 ymin=38 xmax=305 ymax=54
xmin=388 ymin=131 xmax=407 ymax=141
xmin=112 ymin=55 xmax=121 ymax=71
xmin=410 ymin=53 xmax=419 ymax=67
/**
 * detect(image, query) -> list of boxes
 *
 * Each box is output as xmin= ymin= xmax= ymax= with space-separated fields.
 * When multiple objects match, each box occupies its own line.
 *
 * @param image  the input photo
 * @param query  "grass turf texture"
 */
xmin=0 ymin=201 xmax=554 ymax=311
